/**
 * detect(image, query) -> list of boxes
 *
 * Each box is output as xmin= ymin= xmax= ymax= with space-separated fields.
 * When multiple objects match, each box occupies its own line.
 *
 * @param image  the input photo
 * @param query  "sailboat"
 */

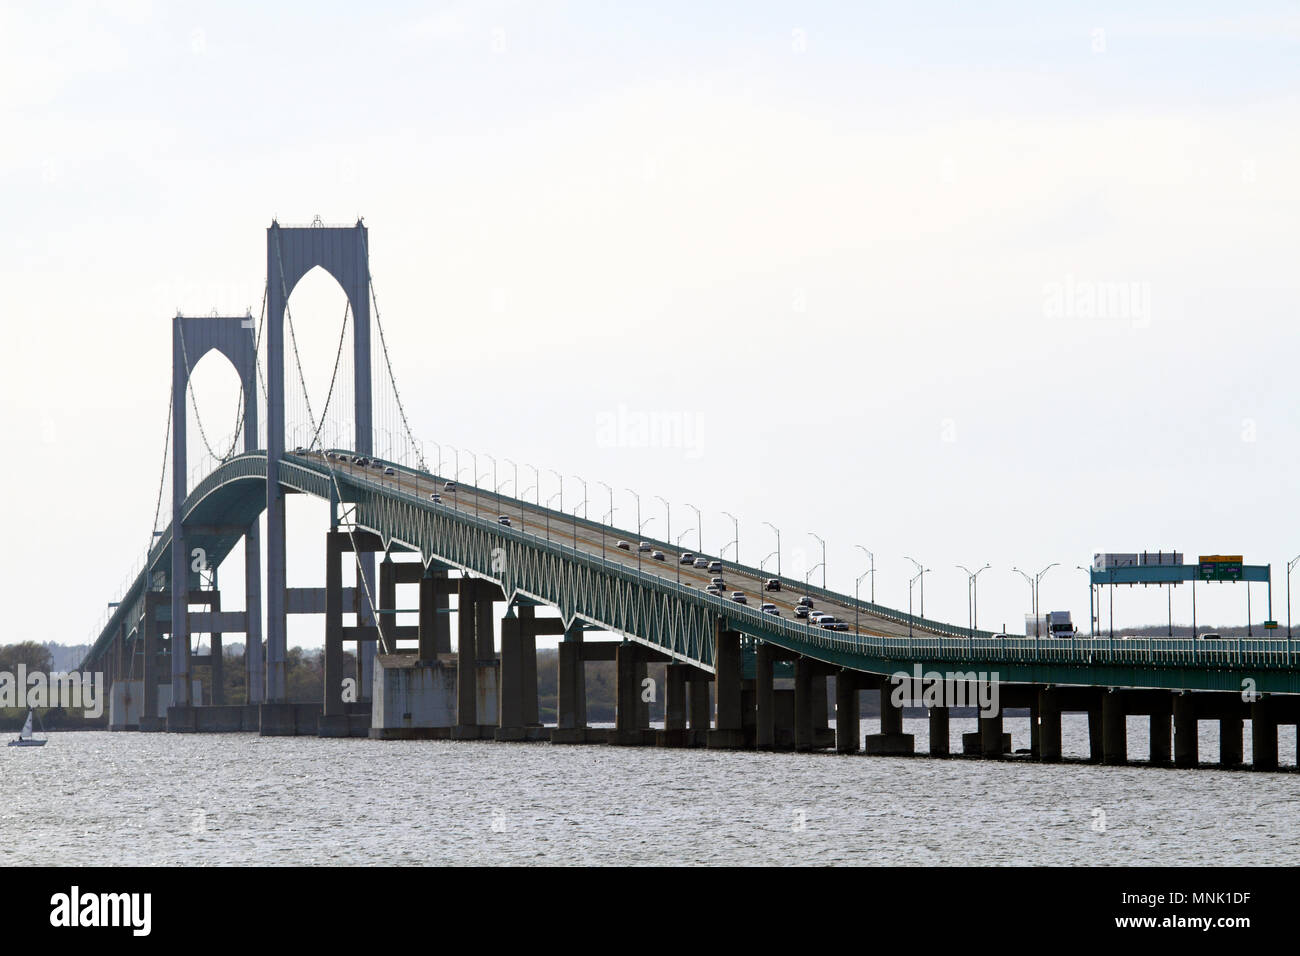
xmin=8 ymin=708 xmax=46 ymax=747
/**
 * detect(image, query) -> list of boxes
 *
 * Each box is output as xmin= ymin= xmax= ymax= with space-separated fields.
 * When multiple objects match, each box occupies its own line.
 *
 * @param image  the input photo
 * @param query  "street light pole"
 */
xmin=763 ymin=522 xmax=781 ymax=578
xmin=598 ymin=481 xmax=613 ymax=561
xmin=523 ymin=462 xmax=540 ymax=505
xmin=905 ymin=556 xmax=925 ymax=618
xmin=547 ymin=469 xmax=563 ymax=515
xmin=627 ymin=489 xmax=642 ymax=572
xmin=809 ymin=532 xmax=826 ymax=589
xmin=1012 ymin=568 xmax=1033 ymax=634
xmin=656 ymin=496 xmax=673 ymax=582
xmin=546 ymin=492 xmax=561 ymax=540
xmin=573 ymin=476 xmax=589 ymax=519
xmin=1288 ymin=554 xmax=1300 ymax=640
xmin=686 ymin=503 xmax=702 ymax=556
xmin=855 ymin=545 xmax=874 ymax=603
xmin=1035 ymin=562 xmax=1059 ymax=636
xmin=722 ymin=511 xmax=739 ymax=564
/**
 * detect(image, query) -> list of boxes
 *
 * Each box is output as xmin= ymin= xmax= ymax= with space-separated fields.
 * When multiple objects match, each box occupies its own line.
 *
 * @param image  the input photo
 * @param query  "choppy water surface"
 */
xmin=2 ymin=716 xmax=1296 ymax=866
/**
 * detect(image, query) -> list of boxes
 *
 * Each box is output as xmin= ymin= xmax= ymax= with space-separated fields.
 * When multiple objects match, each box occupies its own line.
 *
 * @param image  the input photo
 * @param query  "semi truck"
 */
xmin=1025 ymin=610 xmax=1075 ymax=638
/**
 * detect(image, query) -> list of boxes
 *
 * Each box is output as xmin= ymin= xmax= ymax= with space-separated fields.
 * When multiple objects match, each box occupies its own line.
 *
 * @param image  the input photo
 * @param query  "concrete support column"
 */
xmin=709 ymin=623 xmax=745 ymax=748
xmin=1038 ymin=688 xmax=1062 ymax=762
xmin=662 ymin=663 xmax=689 ymax=747
xmin=978 ymin=713 xmax=1004 ymax=758
xmin=1220 ymin=716 xmax=1244 ymax=769
xmin=687 ymin=678 xmax=710 ymax=742
xmin=755 ymin=643 xmax=775 ymax=750
xmin=417 ymin=570 xmax=437 ymax=662
xmin=209 ymin=591 xmax=223 ymax=706
xmin=497 ymin=613 xmax=524 ymax=739
xmin=518 ymin=606 xmax=538 ymax=727
xmin=142 ymin=593 xmax=163 ymax=727
xmin=1087 ymin=698 xmax=1103 ymax=763
xmin=244 ymin=521 xmax=264 ymax=704
xmin=1028 ymin=692 xmax=1040 ymax=759
xmin=554 ymin=625 xmax=587 ymax=740
xmin=793 ymin=657 xmax=814 ymax=752
xmin=1102 ymin=689 xmax=1127 ymax=765
xmin=929 ymin=706 xmax=950 ymax=757
xmin=379 ymin=556 xmax=396 ymax=651
xmin=880 ymin=684 xmax=902 ymax=735
xmin=453 ymin=577 xmax=477 ymax=737
xmin=1173 ymin=693 xmax=1197 ymax=768
xmin=614 ymin=642 xmax=646 ymax=745
xmin=323 ymin=531 xmax=345 ymax=716
xmin=1149 ymin=702 xmax=1172 ymax=767
xmin=834 ymin=672 xmax=859 ymax=754
xmin=1250 ymin=699 xmax=1277 ymax=771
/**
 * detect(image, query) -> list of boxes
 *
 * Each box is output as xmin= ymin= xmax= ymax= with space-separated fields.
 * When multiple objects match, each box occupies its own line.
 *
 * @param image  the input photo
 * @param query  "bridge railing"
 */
xmin=326 ymin=457 xmax=1300 ymax=672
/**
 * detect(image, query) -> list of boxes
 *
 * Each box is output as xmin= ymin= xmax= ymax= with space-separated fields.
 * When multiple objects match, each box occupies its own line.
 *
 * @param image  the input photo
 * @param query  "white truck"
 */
xmin=1025 ymin=610 xmax=1076 ymax=638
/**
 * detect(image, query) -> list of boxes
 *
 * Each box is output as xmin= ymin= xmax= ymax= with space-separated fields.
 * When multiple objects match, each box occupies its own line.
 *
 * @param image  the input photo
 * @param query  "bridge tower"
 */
xmin=170 ymin=314 xmax=262 ymax=707
xmin=265 ymin=219 xmax=375 ymax=704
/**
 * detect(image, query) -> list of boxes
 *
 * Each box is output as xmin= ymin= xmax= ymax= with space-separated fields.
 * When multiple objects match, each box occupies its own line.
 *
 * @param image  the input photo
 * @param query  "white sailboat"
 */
xmin=8 ymin=708 xmax=46 ymax=747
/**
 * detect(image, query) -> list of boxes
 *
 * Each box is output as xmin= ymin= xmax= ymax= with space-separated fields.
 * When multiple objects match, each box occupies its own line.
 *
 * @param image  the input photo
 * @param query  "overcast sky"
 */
xmin=4 ymin=1 xmax=1299 ymax=651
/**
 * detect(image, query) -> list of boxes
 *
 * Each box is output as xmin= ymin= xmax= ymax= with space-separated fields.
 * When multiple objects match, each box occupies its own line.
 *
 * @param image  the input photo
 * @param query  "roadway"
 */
xmin=306 ymin=449 xmax=942 ymax=643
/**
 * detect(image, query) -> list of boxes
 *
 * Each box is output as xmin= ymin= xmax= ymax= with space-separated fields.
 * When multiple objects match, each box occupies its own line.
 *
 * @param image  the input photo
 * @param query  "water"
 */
xmin=3 ymin=717 xmax=1296 ymax=866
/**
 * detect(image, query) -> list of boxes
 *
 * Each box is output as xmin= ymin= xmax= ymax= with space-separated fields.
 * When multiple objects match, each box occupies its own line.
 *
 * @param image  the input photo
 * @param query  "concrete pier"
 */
xmin=1173 ymin=693 xmax=1198 ymax=767
xmin=835 ymin=671 xmax=859 ymax=754
xmin=613 ymin=641 xmax=652 ymax=746
xmin=1038 ymin=687 xmax=1062 ymax=762
xmin=1251 ymin=699 xmax=1278 ymax=771
xmin=865 ymin=678 xmax=914 ymax=755
xmin=1220 ymin=717 xmax=1244 ymax=769
xmin=755 ymin=642 xmax=776 ymax=750
xmin=708 ymin=623 xmax=745 ymax=749
xmin=1102 ymin=689 xmax=1127 ymax=765
xmin=928 ymin=706 xmax=949 ymax=756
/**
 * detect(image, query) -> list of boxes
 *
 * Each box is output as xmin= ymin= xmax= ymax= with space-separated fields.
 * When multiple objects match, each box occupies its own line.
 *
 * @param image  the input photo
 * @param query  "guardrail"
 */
xmin=326 ymin=456 xmax=1300 ymax=673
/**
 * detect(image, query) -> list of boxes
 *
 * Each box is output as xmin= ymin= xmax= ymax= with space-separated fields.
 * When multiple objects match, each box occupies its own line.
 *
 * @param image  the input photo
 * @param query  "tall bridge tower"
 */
xmin=264 ymin=220 xmax=376 ymax=702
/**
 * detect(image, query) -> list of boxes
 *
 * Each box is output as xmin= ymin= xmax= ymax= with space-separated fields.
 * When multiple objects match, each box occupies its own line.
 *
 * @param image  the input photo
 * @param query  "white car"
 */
xmin=383 ymin=466 xmax=395 ymax=475
xmin=761 ymin=603 xmax=779 ymax=616
xmin=497 ymin=515 xmax=511 ymax=526
xmin=429 ymin=493 xmax=441 ymax=503
xmin=679 ymin=552 xmax=696 ymax=565
xmin=731 ymin=592 xmax=748 ymax=604
xmin=693 ymin=557 xmax=709 ymax=569
xmin=638 ymin=542 xmax=652 ymax=552
xmin=707 ymin=560 xmax=722 ymax=572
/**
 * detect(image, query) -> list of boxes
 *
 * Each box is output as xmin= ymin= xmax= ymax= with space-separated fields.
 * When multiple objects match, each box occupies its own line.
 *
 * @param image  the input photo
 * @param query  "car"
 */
xmin=808 ymin=611 xmax=830 ymax=625
xmin=638 ymin=542 xmax=652 ymax=552
xmin=372 ymin=460 xmax=384 ymax=469
xmin=730 ymin=592 xmax=748 ymax=604
xmin=794 ymin=606 xmax=810 ymax=619
xmin=679 ymin=552 xmax=696 ymax=565
xmin=764 ymin=578 xmax=781 ymax=592
xmin=293 ymin=446 xmax=306 ymax=454
xmin=354 ymin=456 xmax=368 ymax=466
xmin=760 ymin=603 xmax=779 ymax=616
xmin=707 ymin=560 xmax=722 ymax=572
xmin=1199 ymin=632 xmax=1221 ymax=640
xmin=693 ymin=557 xmax=709 ymax=569
xmin=705 ymin=584 xmax=722 ymax=595
xmin=443 ymin=481 xmax=456 ymax=491
xmin=429 ymin=493 xmax=441 ymax=503
xmin=617 ymin=541 xmax=631 ymax=551
xmin=710 ymin=576 xmax=725 ymax=588
xmin=497 ymin=515 xmax=511 ymax=526
xmin=651 ymin=551 xmax=665 ymax=561
xmin=797 ymin=596 xmax=814 ymax=608
xmin=383 ymin=466 xmax=395 ymax=475
xmin=821 ymin=620 xmax=849 ymax=631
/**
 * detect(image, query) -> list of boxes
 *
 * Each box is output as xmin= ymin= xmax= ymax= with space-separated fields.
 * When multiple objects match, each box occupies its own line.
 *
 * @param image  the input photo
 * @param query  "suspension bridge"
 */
xmin=78 ymin=219 xmax=1300 ymax=770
